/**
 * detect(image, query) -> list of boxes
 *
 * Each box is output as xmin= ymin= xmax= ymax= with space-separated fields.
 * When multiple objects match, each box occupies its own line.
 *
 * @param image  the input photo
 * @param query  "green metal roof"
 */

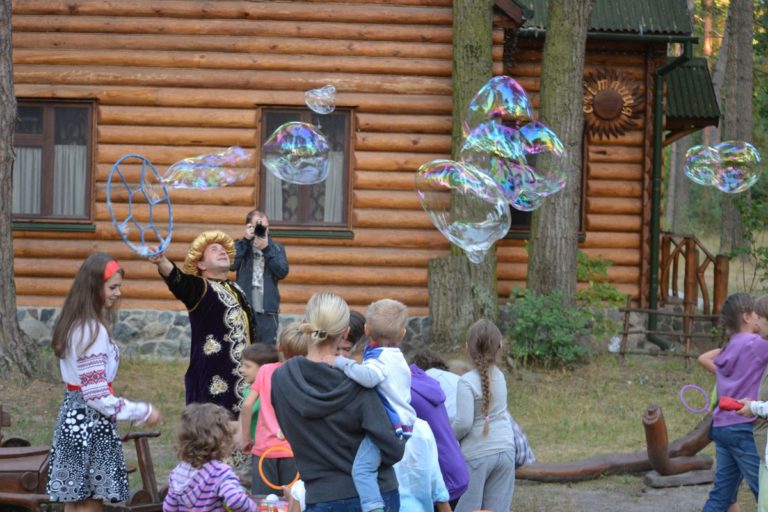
xmin=667 ymin=57 xmax=721 ymax=121
xmin=518 ymin=0 xmax=693 ymax=36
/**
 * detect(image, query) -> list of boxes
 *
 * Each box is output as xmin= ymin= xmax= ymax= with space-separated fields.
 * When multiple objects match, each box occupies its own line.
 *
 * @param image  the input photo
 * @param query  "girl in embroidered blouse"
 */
xmin=46 ymin=252 xmax=161 ymax=512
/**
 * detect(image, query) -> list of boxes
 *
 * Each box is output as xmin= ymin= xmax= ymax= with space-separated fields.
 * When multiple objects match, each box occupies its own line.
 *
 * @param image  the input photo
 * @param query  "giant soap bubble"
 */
xmin=683 ymin=141 xmax=761 ymax=193
xmin=305 ymin=85 xmax=337 ymax=115
xmin=684 ymin=145 xmax=719 ymax=186
xmin=262 ymin=122 xmax=330 ymax=185
xmin=164 ymin=146 xmax=252 ymax=189
xmin=415 ymin=159 xmax=511 ymax=264
xmin=713 ymin=141 xmax=761 ymax=193
xmin=464 ymin=76 xmax=533 ymax=137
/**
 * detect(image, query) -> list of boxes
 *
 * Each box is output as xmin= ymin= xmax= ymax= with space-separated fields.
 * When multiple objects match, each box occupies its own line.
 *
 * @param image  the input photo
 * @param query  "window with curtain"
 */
xmin=12 ymin=102 xmax=93 ymax=220
xmin=260 ymin=107 xmax=350 ymax=228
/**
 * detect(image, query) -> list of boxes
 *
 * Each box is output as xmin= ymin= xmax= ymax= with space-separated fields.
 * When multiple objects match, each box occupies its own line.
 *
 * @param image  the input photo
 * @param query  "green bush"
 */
xmin=504 ymin=289 xmax=591 ymax=368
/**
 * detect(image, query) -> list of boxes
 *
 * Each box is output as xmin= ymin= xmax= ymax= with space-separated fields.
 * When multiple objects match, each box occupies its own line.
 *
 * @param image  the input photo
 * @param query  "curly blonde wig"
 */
xmin=182 ymin=231 xmax=235 ymax=276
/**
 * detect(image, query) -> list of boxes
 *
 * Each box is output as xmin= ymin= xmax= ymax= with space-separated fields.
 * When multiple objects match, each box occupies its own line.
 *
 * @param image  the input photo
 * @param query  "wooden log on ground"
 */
xmin=644 ymin=469 xmax=714 ymax=488
xmin=16 ymin=84 xmax=454 ymax=114
xmin=643 ymin=405 xmax=713 ymax=475
xmin=516 ymin=407 xmax=713 ymax=482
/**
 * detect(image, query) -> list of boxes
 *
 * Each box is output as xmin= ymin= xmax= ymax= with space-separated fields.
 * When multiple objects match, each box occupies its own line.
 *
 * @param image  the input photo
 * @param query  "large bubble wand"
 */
xmin=107 ymin=154 xmax=173 ymax=257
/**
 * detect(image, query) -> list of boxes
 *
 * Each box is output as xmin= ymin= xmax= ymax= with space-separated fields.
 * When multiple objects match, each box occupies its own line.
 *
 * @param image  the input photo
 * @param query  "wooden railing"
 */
xmin=659 ymin=232 xmax=729 ymax=316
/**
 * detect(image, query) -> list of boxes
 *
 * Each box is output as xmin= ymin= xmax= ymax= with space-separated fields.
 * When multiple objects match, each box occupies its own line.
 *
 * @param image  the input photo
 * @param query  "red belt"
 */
xmin=67 ymin=383 xmax=114 ymax=394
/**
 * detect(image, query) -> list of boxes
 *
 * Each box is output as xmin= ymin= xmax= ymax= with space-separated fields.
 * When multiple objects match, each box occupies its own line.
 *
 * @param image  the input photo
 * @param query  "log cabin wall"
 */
xmin=11 ymin=0 xmax=656 ymax=315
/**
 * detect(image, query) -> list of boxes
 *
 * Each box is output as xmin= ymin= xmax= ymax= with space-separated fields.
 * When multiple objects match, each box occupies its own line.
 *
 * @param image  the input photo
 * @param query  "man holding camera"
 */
xmin=232 ymin=209 xmax=289 ymax=345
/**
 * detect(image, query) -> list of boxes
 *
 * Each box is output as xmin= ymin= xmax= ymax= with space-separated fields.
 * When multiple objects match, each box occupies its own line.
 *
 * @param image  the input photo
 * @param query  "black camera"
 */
xmin=254 ymin=223 xmax=267 ymax=238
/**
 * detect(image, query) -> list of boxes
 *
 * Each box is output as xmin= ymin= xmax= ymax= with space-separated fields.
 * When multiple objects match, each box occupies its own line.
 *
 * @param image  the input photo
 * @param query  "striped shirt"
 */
xmin=163 ymin=460 xmax=257 ymax=512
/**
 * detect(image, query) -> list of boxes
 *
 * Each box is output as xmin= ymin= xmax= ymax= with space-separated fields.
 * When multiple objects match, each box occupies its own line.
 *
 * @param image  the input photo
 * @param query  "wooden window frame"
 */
xmin=256 ymin=106 xmax=354 ymax=231
xmin=12 ymin=100 xmax=95 ymax=223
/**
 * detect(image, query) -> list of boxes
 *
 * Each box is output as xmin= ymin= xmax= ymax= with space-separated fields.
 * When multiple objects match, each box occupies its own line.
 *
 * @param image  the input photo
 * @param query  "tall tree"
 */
xmin=0 ymin=0 xmax=38 ymax=377
xmin=428 ymin=0 xmax=498 ymax=349
xmin=526 ymin=0 xmax=595 ymax=303
xmin=719 ymin=0 xmax=753 ymax=254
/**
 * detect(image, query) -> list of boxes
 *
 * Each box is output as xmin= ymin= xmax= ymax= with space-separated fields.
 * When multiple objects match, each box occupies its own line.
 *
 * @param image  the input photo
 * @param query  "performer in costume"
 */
xmin=149 ymin=231 xmax=256 ymax=415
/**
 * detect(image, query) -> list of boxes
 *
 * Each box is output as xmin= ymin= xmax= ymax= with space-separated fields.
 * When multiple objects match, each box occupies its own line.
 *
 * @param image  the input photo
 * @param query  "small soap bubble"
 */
xmin=164 ymin=146 xmax=253 ymax=189
xmin=415 ymin=159 xmax=511 ymax=264
xmin=712 ymin=141 xmax=761 ymax=194
xmin=464 ymin=75 xmax=533 ymax=136
xmin=684 ymin=145 xmax=719 ymax=187
xmin=262 ymin=122 xmax=330 ymax=185
xmin=305 ymin=85 xmax=337 ymax=115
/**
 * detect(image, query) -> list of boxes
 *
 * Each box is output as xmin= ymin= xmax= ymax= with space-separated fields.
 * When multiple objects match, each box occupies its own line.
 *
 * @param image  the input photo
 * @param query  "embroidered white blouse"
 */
xmin=59 ymin=320 xmax=152 ymax=423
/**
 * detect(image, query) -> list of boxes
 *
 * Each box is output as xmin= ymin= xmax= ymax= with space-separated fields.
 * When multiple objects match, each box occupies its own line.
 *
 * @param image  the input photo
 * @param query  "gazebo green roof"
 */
xmin=666 ymin=57 xmax=721 ymax=130
xmin=516 ymin=0 xmax=693 ymax=36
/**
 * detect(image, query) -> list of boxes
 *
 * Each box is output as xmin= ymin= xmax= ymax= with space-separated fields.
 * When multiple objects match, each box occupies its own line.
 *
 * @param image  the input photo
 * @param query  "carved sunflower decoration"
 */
xmin=583 ymin=70 xmax=644 ymax=139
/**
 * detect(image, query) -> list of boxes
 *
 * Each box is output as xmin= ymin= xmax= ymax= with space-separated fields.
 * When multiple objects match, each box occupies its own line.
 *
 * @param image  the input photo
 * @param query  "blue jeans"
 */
xmin=306 ymin=489 xmax=399 ymax=512
xmin=703 ymin=423 xmax=760 ymax=512
xmin=352 ymin=435 xmax=382 ymax=511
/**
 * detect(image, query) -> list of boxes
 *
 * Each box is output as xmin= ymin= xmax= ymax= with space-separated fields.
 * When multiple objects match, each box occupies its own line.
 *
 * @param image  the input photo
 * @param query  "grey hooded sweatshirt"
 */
xmin=271 ymin=356 xmax=405 ymax=506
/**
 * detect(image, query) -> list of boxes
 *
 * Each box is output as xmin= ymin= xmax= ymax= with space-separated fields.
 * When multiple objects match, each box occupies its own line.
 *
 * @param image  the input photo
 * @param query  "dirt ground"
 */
xmin=512 ymin=476 xmax=757 ymax=512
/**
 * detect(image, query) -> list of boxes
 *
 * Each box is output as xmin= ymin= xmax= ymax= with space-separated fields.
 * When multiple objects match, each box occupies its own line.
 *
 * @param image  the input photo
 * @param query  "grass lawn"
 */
xmin=0 ymin=351 xmax=753 ymax=511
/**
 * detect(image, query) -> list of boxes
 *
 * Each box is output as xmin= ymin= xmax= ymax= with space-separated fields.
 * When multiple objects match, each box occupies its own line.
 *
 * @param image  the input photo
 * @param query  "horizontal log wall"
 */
xmin=11 ymin=0 xmax=650 ymax=315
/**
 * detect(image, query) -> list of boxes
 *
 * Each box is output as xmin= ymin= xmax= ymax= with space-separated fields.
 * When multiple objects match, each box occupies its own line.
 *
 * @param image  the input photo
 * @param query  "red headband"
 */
xmin=103 ymin=260 xmax=121 ymax=281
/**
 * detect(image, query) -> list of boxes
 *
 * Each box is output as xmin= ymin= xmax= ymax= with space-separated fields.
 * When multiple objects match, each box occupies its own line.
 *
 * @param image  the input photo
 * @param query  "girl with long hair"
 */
xmin=47 ymin=253 xmax=161 ymax=512
xmin=451 ymin=319 xmax=516 ymax=512
xmin=698 ymin=293 xmax=768 ymax=511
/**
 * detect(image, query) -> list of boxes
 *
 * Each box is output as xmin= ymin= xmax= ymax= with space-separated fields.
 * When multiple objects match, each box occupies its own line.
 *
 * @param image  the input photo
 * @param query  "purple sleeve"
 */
xmin=218 ymin=467 xmax=258 ymax=512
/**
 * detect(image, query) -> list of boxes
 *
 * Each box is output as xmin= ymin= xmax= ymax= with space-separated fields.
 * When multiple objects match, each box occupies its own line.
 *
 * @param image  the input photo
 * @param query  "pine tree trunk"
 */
xmin=427 ymin=0 xmax=497 ymax=349
xmin=526 ymin=0 xmax=595 ymax=304
xmin=668 ymin=136 xmax=693 ymax=233
xmin=719 ymin=0 xmax=752 ymax=254
xmin=0 ymin=0 xmax=38 ymax=378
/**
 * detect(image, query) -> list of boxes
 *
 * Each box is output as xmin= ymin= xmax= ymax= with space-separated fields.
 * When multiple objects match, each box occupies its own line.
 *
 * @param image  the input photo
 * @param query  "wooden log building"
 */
xmin=10 ymin=0 xmax=719 ymax=315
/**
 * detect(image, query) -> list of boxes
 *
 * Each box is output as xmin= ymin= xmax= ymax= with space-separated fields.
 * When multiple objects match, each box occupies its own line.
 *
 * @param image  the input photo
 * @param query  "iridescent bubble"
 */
xmin=684 ymin=145 xmax=719 ymax=186
xmin=305 ymin=85 xmax=337 ymax=115
xmin=464 ymin=75 xmax=533 ymax=136
xmin=461 ymin=120 xmax=526 ymax=160
xmin=262 ymin=122 xmax=330 ymax=185
xmin=164 ymin=146 xmax=253 ymax=189
xmin=511 ymin=167 xmax=545 ymax=212
xmin=713 ymin=141 xmax=761 ymax=194
xmin=415 ymin=159 xmax=511 ymax=264
xmin=458 ymin=148 xmax=524 ymax=203
xmin=520 ymin=121 xmax=566 ymax=197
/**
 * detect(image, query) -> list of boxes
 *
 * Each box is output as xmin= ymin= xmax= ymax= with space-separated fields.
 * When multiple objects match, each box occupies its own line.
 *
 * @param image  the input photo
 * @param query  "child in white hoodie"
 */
xmin=163 ymin=403 xmax=258 ymax=512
